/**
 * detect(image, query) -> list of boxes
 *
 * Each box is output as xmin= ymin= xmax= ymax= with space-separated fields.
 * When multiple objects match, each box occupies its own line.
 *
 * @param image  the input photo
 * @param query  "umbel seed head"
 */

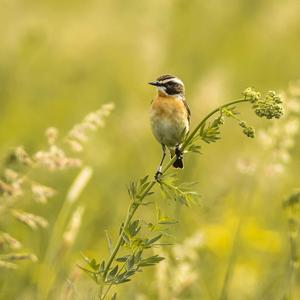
xmin=243 ymin=88 xmax=284 ymax=120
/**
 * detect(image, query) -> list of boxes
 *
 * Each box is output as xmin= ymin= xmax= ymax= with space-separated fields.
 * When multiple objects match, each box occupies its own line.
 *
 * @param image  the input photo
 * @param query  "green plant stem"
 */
xmin=101 ymin=280 xmax=114 ymax=300
xmin=100 ymin=97 xmax=250 ymax=298
xmin=181 ymin=98 xmax=248 ymax=150
xmin=101 ymin=251 xmax=136 ymax=300
xmin=102 ymin=179 xmax=157 ymax=280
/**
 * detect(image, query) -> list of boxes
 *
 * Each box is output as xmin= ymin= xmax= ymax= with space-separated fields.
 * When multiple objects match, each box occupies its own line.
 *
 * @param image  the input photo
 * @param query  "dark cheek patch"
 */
xmin=166 ymin=83 xmax=182 ymax=95
xmin=166 ymin=88 xmax=177 ymax=95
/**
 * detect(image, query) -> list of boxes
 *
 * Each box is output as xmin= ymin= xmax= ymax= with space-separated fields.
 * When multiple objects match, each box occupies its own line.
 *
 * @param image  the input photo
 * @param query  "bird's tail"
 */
xmin=173 ymin=157 xmax=183 ymax=169
xmin=172 ymin=148 xmax=184 ymax=169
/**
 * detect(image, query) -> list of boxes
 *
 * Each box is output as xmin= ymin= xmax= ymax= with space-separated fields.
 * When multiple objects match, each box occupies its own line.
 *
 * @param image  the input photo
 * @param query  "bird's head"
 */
xmin=148 ymin=74 xmax=185 ymax=97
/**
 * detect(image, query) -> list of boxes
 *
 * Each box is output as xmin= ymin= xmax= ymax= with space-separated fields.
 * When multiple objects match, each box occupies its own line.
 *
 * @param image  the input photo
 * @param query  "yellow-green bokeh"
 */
xmin=1 ymin=0 xmax=300 ymax=299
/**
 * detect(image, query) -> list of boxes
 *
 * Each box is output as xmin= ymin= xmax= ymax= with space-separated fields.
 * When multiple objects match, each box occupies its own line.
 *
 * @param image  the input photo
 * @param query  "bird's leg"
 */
xmin=175 ymin=145 xmax=182 ymax=159
xmin=155 ymin=144 xmax=166 ymax=181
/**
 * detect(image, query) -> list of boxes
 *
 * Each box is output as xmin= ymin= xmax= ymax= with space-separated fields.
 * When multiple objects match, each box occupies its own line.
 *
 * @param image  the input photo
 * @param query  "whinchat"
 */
xmin=149 ymin=74 xmax=190 ymax=179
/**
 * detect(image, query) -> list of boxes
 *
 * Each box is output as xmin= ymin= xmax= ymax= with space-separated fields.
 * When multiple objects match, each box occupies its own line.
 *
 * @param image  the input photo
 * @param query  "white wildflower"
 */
xmin=11 ymin=210 xmax=48 ymax=230
xmin=14 ymin=146 xmax=33 ymax=166
xmin=45 ymin=127 xmax=59 ymax=145
xmin=65 ymin=103 xmax=114 ymax=152
xmin=0 ymin=260 xmax=17 ymax=269
xmin=257 ymin=130 xmax=274 ymax=148
xmin=173 ymin=232 xmax=203 ymax=260
xmin=34 ymin=145 xmax=82 ymax=170
xmin=172 ymin=263 xmax=198 ymax=295
xmin=68 ymin=125 xmax=89 ymax=142
xmin=10 ymin=179 xmax=24 ymax=197
xmin=286 ymin=98 xmax=300 ymax=113
xmin=4 ymin=169 xmax=19 ymax=182
xmin=65 ymin=139 xmax=83 ymax=153
xmin=264 ymin=163 xmax=285 ymax=176
xmin=155 ymin=231 xmax=203 ymax=300
xmin=0 ymin=233 xmax=22 ymax=250
xmin=277 ymin=150 xmax=290 ymax=163
xmin=236 ymin=158 xmax=257 ymax=175
xmin=0 ymin=180 xmax=14 ymax=195
xmin=284 ymin=118 xmax=299 ymax=135
xmin=31 ymin=184 xmax=56 ymax=204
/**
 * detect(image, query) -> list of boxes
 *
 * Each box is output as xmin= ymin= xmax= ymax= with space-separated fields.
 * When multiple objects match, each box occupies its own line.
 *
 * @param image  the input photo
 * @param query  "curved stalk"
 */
xmin=100 ymin=97 xmax=250 ymax=298
xmin=182 ymin=98 xmax=248 ymax=149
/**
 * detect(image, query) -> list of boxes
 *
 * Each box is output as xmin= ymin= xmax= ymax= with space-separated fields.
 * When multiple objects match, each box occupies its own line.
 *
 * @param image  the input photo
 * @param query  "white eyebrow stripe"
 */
xmin=160 ymin=77 xmax=184 ymax=86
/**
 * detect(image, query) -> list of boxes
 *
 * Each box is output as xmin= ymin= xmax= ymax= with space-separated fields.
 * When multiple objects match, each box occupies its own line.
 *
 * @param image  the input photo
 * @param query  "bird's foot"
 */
xmin=175 ymin=147 xmax=182 ymax=158
xmin=155 ymin=167 xmax=163 ymax=182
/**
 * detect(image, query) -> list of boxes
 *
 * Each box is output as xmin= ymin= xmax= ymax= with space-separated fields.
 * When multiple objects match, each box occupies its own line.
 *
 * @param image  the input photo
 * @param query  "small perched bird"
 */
xmin=149 ymin=74 xmax=190 ymax=179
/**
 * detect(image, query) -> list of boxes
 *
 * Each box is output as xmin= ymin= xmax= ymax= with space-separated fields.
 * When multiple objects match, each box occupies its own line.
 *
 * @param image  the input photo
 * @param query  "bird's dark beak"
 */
xmin=148 ymin=81 xmax=161 ymax=87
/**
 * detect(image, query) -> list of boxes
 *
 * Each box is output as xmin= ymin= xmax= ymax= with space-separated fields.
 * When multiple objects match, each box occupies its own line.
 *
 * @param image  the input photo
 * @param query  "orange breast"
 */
xmin=151 ymin=95 xmax=188 ymax=120
xmin=150 ymin=95 xmax=190 ymax=147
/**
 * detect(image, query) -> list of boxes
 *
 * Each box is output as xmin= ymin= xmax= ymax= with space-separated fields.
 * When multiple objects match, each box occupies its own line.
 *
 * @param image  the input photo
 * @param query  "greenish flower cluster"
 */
xmin=253 ymin=91 xmax=283 ymax=119
xmin=239 ymin=121 xmax=255 ymax=138
xmin=243 ymin=88 xmax=283 ymax=119
xmin=242 ymin=87 xmax=261 ymax=102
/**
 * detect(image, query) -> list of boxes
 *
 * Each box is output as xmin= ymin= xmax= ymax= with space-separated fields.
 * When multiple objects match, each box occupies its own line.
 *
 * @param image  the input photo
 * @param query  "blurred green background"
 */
xmin=1 ymin=0 xmax=300 ymax=299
